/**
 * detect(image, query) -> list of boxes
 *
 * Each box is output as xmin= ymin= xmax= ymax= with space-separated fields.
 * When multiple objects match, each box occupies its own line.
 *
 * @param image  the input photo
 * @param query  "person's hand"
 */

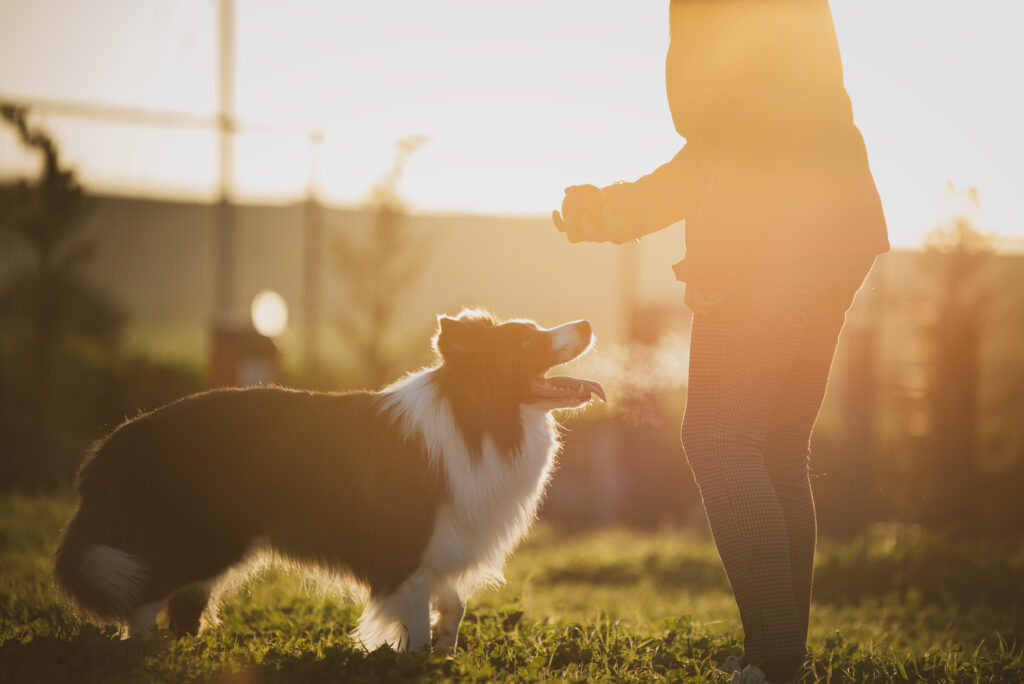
xmin=552 ymin=185 xmax=632 ymax=244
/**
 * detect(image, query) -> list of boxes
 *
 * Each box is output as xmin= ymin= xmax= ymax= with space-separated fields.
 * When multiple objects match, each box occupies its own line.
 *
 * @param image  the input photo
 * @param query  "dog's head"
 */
xmin=433 ymin=309 xmax=605 ymax=410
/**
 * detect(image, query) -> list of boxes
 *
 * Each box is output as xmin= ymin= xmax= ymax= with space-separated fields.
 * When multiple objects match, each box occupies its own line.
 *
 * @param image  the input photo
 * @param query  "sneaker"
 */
xmin=729 ymin=662 xmax=813 ymax=684
xmin=717 ymin=655 xmax=745 ymax=674
xmin=730 ymin=664 xmax=770 ymax=683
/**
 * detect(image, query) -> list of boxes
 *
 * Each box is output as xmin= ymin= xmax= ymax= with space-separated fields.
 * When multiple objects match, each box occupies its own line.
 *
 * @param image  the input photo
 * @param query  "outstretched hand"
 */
xmin=553 ymin=184 xmax=631 ymax=244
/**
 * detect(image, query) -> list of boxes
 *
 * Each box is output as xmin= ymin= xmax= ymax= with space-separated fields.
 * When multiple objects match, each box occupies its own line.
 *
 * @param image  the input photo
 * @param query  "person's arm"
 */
xmin=603 ymin=142 xmax=696 ymax=238
xmin=554 ymin=142 xmax=696 ymax=244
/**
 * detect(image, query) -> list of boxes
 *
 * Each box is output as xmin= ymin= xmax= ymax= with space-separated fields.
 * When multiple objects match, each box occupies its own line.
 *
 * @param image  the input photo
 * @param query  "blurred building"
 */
xmin=0 ymin=192 xmax=690 ymax=367
xmin=3 ymin=191 xmax=1023 ymax=532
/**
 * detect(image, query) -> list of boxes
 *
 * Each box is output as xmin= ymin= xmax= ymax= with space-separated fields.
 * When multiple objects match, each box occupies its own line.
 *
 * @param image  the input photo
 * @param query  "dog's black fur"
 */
xmin=52 ymin=310 xmax=601 ymax=645
xmin=55 ymin=387 xmax=443 ymax=626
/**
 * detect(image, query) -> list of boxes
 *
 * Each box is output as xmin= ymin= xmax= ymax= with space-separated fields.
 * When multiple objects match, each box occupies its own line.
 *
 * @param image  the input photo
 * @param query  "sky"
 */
xmin=0 ymin=0 xmax=1022 ymax=248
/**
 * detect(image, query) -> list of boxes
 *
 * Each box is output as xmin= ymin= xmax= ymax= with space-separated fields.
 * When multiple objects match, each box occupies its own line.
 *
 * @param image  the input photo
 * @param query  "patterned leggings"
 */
xmin=681 ymin=254 xmax=875 ymax=663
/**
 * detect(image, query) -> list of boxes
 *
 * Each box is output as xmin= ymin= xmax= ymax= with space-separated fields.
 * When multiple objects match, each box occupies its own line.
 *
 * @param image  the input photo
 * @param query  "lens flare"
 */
xmin=251 ymin=290 xmax=288 ymax=338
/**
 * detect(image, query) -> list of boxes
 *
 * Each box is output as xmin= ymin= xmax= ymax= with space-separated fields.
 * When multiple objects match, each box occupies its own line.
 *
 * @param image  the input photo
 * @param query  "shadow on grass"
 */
xmin=0 ymin=626 xmax=452 ymax=684
xmin=814 ymin=525 xmax=1024 ymax=609
xmin=0 ymin=625 xmax=147 ymax=684
xmin=0 ymin=611 xmax=733 ymax=684
xmin=536 ymin=552 xmax=732 ymax=593
xmin=533 ymin=525 xmax=1024 ymax=612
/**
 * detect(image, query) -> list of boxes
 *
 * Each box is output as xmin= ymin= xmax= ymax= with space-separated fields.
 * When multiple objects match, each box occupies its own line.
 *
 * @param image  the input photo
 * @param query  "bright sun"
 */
xmin=250 ymin=290 xmax=288 ymax=338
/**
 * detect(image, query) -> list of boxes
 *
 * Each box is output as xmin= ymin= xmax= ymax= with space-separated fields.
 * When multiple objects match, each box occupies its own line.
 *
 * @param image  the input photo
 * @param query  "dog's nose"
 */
xmin=547 ymin=320 xmax=594 ymax=355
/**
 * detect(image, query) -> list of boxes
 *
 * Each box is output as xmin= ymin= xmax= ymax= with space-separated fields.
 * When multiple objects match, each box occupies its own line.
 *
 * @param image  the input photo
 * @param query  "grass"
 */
xmin=1 ymin=493 xmax=1023 ymax=682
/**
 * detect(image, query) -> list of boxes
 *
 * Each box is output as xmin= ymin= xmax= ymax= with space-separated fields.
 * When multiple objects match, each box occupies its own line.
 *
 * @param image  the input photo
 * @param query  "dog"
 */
xmin=53 ymin=309 xmax=605 ymax=652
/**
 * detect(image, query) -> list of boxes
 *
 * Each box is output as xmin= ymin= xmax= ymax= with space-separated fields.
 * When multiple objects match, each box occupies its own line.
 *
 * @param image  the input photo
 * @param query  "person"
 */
xmin=553 ymin=1 xmax=889 ymax=682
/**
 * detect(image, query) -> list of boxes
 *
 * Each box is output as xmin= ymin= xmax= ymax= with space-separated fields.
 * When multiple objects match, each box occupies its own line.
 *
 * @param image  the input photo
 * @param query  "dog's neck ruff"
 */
xmin=378 ymin=368 xmax=560 ymax=594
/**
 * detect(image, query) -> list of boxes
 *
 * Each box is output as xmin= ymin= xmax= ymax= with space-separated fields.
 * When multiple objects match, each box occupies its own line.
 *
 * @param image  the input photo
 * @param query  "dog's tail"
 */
xmin=53 ymin=508 xmax=147 ymax=622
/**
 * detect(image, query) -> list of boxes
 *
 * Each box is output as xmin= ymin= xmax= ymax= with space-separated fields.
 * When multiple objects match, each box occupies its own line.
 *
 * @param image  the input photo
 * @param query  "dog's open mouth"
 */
xmin=530 ymin=373 xmax=606 ymax=403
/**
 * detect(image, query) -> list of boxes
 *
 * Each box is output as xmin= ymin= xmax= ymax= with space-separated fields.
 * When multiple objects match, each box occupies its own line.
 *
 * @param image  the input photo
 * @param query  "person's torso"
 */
xmin=665 ymin=0 xmax=889 ymax=281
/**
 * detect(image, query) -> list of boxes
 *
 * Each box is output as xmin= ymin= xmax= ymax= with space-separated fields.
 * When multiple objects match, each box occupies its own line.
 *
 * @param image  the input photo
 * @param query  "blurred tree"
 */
xmin=920 ymin=184 xmax=994 ymax=529
xmin=333 ymin=135 xmax=430 ymax=388
xmin=0 ymin=106 xmax=122 ymax=486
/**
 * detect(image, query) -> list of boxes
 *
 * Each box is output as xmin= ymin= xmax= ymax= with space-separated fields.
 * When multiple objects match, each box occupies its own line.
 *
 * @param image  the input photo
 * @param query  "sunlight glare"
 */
xmin=251 ymin=289 xmax=288 ymax=338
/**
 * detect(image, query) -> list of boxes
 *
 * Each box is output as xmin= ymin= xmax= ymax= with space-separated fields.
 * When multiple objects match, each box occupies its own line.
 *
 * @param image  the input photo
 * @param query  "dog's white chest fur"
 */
xmin=380 ymin=373 xmax=559 ymax=595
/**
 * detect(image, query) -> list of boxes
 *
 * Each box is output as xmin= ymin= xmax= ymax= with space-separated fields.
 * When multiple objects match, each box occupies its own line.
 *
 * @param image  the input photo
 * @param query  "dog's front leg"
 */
xmin=354 ymin=569 xmax=433 ymax=652
xmin=127 ymin=600 xmax=164 ymax=640
xmin=393 ymin=569 xmax=432 ymax=652
xmin=431 ymin=581 xmax=466 ymax=652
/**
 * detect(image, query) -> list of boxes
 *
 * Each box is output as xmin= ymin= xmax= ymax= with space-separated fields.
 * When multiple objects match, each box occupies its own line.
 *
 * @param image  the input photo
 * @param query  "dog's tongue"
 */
xmin=530 ymin=375 xmax=607 ymax=402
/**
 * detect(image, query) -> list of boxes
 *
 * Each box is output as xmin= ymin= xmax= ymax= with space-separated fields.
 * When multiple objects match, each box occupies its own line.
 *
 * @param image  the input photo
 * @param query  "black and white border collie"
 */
xmin=54 ymin=309 xmax=605 ymax=652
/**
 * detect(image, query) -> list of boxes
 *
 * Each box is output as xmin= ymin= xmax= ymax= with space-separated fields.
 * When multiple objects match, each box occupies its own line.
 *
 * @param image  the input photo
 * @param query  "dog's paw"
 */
xmin=431 ymin=628 xmax=458 ymax=653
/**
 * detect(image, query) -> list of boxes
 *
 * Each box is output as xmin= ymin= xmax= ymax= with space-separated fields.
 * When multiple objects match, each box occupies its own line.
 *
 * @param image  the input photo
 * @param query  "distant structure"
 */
xmin=1 ymin=0 xmax=331 ymax=388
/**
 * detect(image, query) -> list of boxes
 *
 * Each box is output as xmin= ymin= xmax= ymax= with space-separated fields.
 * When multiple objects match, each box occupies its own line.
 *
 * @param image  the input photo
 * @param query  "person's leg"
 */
xmin=762 ymin=255 xmax=876 ymax=640
xmin=682 ymin=261 xmax=837 ymax=666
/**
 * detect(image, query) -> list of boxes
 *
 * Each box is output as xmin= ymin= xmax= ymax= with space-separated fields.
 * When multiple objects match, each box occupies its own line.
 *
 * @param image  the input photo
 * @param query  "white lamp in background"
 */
xmin=251 ymin=290 xmax=289 ymax=338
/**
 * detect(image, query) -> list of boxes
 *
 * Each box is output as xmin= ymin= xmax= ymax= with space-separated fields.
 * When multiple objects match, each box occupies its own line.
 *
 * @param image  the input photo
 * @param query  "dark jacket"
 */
xmin=603 ymin=0 xmax=889 ymax=290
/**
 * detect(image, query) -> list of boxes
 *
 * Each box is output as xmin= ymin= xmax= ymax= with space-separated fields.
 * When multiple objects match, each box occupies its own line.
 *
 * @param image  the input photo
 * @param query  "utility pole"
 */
xmin=620 ymin=244 xmax=640 ymax=341
xmin=303 ymin=131 xmax=325 ymax=382
xmin=840 ymin=256 xmax=883 ymax=534
xmin=3 ymin=0 xmax=333 ymax=379
xmin=215 ymin=0 xmax=237 ymax=319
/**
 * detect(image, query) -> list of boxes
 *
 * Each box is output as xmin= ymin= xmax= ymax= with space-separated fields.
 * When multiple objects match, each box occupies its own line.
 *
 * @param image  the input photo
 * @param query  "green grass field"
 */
xmin=2 ymin=494 xmax=1023 ymax=682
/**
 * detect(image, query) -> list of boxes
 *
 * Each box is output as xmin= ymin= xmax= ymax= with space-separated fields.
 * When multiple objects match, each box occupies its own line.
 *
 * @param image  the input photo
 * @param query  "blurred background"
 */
xmin=2 ymin=0 xmax=1023 ymax=539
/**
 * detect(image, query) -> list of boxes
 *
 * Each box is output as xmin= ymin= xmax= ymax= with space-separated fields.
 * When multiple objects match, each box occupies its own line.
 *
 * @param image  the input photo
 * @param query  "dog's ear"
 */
xmin=434 ymin=315 xmax=470 ymax=358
